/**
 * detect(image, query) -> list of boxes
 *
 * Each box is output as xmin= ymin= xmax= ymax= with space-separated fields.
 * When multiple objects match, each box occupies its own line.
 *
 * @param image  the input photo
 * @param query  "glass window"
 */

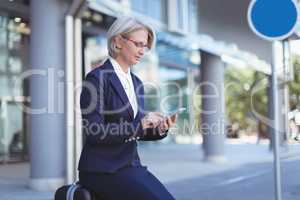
xmin=0 ymin=75 xmax=22 ymax=97
xmin=158 ymin=66 xmax=187 ymax=111
xmin=0 ymin=16 xmax=8 ymax=73
xmin=83 ymin=35 xmax=108 ymax=75
xmin=166 ymin=0 xmax=189 ymax=32
xmin=149 ymin=0 xmax=167 ymax=22
xmin=131 ymin=54 xmax=161 ymax=112
xmin=131 ymin=0 xmax=145 ymax=13
xmin=0 ymin=76 xmax=9 ymax=96
xmin=0 ymin=13 xmax=29 ymax=163
xmin=133 ymin=54 xmax=196 ymax=142
xmin=167 ymin=0 xmax=198 ymax=34
xmin=137 ymin=64 xmax=188 ymax=114
xmin=0 ymin=15 xmax=29 ymax=97
xmin=176 ymin=0 xmax=184 ymax=30
xmin=0 ymin=101 xmax=28 ymax=162
xmin=188 ymin=0 xmax=198 ymax=33
xmin=131 ymin=0 xmax=167 ymax=23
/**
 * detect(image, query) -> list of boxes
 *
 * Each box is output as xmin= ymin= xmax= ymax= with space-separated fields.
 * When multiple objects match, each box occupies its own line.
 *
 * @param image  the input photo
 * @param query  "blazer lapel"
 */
xmin=131 ymin=74 xmax=143 ymax=110
xmin=106 ymin=60 xmax=134 ymax=119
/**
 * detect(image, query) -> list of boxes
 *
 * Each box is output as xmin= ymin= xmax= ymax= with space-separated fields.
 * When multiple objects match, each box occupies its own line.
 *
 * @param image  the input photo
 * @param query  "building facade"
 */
xmin=0 ymin=0 xmax=201 ymax=164
xmin=0 ymin=0 xmax=235 ymax=190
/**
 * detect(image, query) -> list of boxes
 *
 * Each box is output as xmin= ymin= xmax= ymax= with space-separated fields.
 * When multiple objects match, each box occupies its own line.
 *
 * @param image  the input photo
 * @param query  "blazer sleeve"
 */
xmin=139 ymin=128 xmax=168 ymax=141
xmin=80 ymin=73 xmax=144 ymax=145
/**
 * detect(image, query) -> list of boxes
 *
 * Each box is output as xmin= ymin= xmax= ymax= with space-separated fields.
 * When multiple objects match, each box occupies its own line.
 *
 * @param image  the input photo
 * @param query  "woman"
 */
xmin=78 ymin=16 xmax=177 ymax=200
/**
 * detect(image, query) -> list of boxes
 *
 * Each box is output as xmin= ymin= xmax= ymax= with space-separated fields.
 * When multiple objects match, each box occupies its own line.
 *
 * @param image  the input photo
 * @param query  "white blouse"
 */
xmin=109 ymin=57 xmax=138 ymax=118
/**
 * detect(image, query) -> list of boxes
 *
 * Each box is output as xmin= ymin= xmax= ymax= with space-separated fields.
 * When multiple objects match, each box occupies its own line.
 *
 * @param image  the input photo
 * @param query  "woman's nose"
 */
xmin=138 ymin=48 xmax=145 ymax=56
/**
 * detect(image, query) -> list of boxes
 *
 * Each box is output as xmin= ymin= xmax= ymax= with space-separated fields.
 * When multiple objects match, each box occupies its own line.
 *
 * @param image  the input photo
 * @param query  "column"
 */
xmin=29 ymin=0 xmax=68 ymax=191
xmin=200 ymin=51 xmax=226 ymax=163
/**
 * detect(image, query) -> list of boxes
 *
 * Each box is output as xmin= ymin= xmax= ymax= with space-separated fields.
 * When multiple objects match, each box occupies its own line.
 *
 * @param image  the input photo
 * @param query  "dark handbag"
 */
xmin=54 ymin=181 xmax=97 ymax=200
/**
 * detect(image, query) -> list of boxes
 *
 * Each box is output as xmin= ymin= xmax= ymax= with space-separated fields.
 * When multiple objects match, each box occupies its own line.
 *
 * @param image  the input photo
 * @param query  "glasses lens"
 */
xmin=122 ymin=35 xmax=149 ymax=51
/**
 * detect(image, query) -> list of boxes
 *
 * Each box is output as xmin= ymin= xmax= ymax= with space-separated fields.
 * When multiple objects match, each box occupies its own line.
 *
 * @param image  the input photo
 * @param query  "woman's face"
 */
xmin=117 ymin=29 xmax=149 ymax=66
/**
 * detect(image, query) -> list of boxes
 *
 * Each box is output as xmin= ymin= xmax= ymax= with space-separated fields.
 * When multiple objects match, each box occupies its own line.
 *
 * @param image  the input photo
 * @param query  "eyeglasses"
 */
xmin=121 ymin=35 xmax=149 ymax=51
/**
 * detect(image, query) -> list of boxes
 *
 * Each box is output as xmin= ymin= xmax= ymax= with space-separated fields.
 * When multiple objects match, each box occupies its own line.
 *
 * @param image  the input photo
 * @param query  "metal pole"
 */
xmin=271 ymin=41 xmax=282 ymax=200
xmin=65 ymin=0 xmax=86 ymax=184
xmin=283 ymin=40 xmax=292 ymax=144
xmin=65 ymin=15 xmax=75 ymax=184
xmin=74 ymin=17 xmax=83 ymax=182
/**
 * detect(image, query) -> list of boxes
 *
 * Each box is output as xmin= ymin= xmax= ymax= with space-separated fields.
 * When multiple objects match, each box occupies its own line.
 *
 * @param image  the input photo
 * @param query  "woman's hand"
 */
xmin=158 ymin=114 xmax=178 ymax=134
xmin=141 ymin=112 xmax=165 ymax=129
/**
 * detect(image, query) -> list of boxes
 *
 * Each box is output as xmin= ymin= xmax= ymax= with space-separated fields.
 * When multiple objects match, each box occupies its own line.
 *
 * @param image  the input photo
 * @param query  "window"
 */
xmin=167 ymin=0 xmax=198 ymax=34
xmin=83 ymin=35 xmax=108 ymax=74
xmin=168 ymin=0 xmax=187 ymax=33
xmin=131 ymin=0 xmax=167 ymax=24
xmin=132 ymin=40 xmax=201 ymax=143
xmin=188 ymin=0 xmax=198 ymax=33
xmin=131 ymin=0 xmax=144 ymax=13
xmin=176 ymin=0 xmax=184 ymax=30
xmin=0 ymin=13 xmax=29 ymax=163
xmin=0 ymin=15 xmax=29 ymax=97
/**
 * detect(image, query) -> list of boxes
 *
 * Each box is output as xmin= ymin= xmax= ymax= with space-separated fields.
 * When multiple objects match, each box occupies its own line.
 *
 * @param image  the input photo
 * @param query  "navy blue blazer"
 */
xmin=78 ymin=59 xmax=167 ymax=173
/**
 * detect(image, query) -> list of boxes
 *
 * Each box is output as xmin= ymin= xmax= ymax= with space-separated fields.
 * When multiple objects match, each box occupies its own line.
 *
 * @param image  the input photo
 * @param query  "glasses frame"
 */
xmin=121 ymin=35 xmax=149 ymax=51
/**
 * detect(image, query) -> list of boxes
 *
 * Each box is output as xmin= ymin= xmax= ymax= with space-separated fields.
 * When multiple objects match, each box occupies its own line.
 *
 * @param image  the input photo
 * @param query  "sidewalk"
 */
xmin=0 ymin=141 xmax=299 ymax=200
xmin=139 ymin=141 xmax=300 ymax=184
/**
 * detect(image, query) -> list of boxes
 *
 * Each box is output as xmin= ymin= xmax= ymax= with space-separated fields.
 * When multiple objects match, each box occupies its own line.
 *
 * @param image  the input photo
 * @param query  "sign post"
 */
xmin=248 ymin=1 xmax=299 ymax=200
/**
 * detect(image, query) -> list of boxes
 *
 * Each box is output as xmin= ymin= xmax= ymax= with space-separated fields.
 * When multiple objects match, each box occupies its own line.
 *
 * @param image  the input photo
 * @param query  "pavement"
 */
xmin=0 ymin=139 xmax=300 ymax=200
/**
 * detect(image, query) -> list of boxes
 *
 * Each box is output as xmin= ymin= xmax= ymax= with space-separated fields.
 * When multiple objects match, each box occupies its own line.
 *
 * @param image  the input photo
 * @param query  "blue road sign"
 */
xmin=248 ymin=0 xmax=299 ymax=41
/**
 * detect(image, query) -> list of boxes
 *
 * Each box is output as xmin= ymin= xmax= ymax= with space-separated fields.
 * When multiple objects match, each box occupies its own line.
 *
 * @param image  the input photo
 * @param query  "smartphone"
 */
xmin=167 ymin=107 xmax=186 ymax=118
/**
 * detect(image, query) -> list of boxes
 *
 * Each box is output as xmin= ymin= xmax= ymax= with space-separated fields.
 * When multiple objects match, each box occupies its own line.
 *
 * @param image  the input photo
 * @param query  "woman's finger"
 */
xmin=152 ymin=112 xmax=164 ymax=118
xmin=148 ymin=112 xmax=164 ymax=122
xmin=170 ymin=114 xmax=177 ymax=123
xmin=166 ymin=117 xmax=172 ymax=127
xmin=163 ymin=119 xmax=169 ymax=130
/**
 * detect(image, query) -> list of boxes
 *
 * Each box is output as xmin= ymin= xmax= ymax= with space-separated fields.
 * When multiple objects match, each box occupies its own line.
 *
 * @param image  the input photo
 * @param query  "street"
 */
xmin=166 ymin=156 xmax=300 ymax=200
xmin=1 ymin=143 xmax=300 ymax=200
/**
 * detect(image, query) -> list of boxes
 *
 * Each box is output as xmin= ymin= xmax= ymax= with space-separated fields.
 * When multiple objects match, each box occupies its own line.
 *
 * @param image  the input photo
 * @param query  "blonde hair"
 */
xmin=107 ymin=16 xmax=156 ymax=58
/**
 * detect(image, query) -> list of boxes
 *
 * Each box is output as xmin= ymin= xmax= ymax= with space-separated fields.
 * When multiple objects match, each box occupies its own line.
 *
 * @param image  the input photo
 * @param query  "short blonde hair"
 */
xmin=107 ymin=16 xmax=156 ymax=58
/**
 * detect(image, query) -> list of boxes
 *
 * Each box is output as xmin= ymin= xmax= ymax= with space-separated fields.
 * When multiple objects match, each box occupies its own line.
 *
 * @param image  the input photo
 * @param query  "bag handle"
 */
xmin=66 ymin=182 xmax=81 ymax=200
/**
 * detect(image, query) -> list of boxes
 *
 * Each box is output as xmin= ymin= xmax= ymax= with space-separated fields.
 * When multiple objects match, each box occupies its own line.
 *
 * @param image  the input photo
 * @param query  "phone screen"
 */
xmin=168 ymin=107 xmax=186 ymax=117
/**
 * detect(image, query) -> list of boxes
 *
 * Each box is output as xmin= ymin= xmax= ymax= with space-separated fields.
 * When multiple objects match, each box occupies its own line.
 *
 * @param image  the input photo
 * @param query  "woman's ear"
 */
xmin=114 ymin=35 xmax=123 ymax=49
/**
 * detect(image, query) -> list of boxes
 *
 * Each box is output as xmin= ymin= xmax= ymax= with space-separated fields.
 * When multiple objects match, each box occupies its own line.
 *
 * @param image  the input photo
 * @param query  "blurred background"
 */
xmin=0 ymin=0 xmax=300 ymax=199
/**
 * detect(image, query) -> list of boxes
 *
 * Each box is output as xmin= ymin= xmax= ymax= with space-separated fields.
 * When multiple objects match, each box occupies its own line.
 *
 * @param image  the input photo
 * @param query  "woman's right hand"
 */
xmin=141 ymin=112 xmax=165 ymax=129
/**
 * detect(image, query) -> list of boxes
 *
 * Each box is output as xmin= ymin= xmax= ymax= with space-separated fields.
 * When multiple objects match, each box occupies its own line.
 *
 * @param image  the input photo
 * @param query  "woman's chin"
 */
xmin=132 ymin=60 xmax=140 ymax=65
